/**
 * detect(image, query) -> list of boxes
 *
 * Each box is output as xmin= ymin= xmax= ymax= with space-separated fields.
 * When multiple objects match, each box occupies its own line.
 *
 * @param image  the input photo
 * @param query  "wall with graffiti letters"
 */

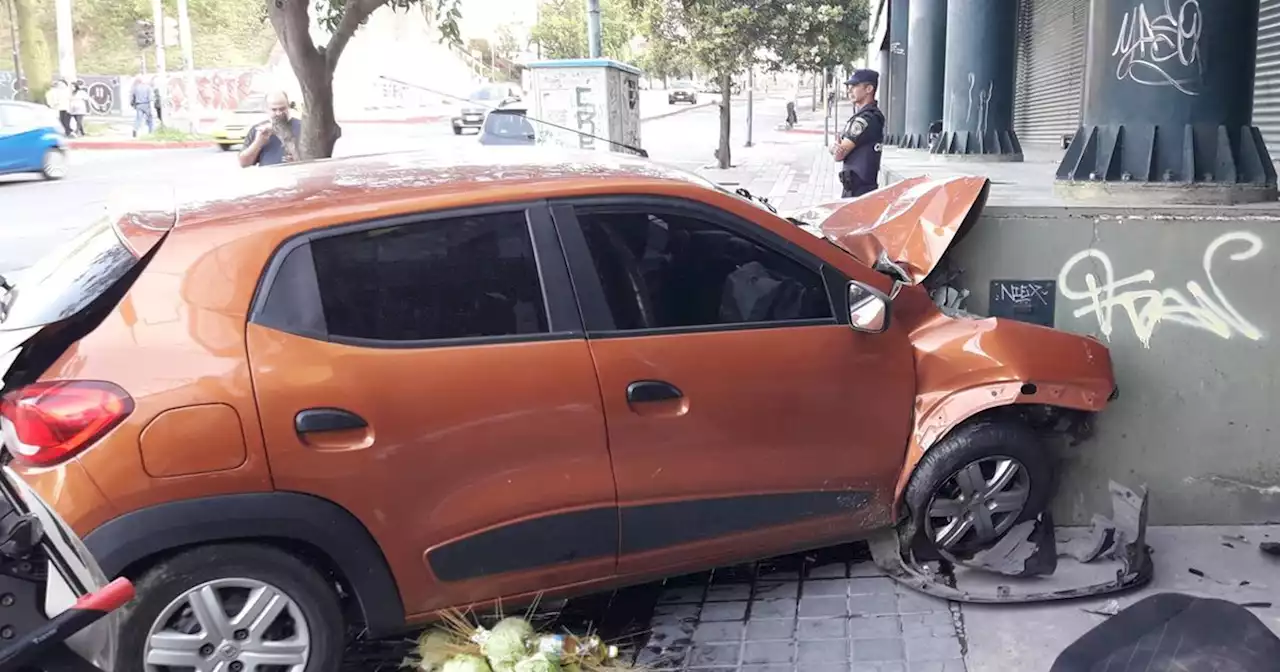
xmin=942 ymin=207 xmax=1280 ymax=527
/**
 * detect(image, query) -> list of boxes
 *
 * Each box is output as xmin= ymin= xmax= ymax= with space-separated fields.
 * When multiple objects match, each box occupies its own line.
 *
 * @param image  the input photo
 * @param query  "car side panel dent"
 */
xmin=892 ymin=311 xmax=1117 ymax=505
xmin=82 ymin=491 xmax=406 ymax=638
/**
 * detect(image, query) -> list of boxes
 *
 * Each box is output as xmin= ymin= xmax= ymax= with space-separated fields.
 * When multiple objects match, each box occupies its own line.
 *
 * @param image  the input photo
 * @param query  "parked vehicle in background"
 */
xmin=668 ymin=81 xmax=699 ymax=105
xmin=0 ymin=148 xmax=1117 ymax=672
xmin=0 ymin=101 xmax=67 ymax=180
xmin=451 ymin=84 xmax=522 ymax=135
xmin=478 ymin=105 xmax=536 ymax=146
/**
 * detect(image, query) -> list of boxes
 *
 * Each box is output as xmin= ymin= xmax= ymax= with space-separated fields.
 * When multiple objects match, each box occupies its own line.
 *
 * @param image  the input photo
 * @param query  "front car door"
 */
xmin=245 ymin=202 xmax=618 ymax=618
xmin=550 ymin=193 xmax=917 ymax=578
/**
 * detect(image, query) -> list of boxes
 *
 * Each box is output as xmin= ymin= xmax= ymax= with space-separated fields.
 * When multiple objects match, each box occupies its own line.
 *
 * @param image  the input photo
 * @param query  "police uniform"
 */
xmin=837 ymin=69 xmax=886 ymax=198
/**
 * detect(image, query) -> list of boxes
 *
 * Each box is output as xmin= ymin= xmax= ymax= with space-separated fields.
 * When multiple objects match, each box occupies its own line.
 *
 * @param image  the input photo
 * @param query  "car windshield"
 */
xmin=236 ymin=94 xmax=267 ymax=112
xmin=470 ymin=87 xmax=505 ymax=102
xmin=0 ymin=217 xmax=139 ymax=331
xmin=674 ymin=82 xmax=695 ymax=90
xmin=482 ymin=112 xmax=535 ymax=140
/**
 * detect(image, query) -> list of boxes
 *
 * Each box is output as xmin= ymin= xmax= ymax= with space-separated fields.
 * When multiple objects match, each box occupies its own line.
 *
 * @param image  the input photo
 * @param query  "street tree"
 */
xmin=766 ymin=2 xmax=870 ymax=82
xmin=528 ymin=0 xmax=638 ymax=61
xmin=267 ymin=0 xmax=463 ymax=160
xmin=635 ymin=0 xmax=692 ymax=87
xmin=13 ymin=0 xmax=51 ymax=101
xmin=494 ymin=23 xmax=520 ymax=61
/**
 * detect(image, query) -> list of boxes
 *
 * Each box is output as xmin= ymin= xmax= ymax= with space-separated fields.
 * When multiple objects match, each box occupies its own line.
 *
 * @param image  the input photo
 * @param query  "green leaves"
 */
xmin=528 ymin=0 xmax=640 ymax=61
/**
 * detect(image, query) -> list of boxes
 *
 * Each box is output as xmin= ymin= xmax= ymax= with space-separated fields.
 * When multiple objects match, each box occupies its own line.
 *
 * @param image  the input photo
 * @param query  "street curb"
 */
xmin=340 ymin=115 xmax=449 ymax=125
xmin=641 ymin=100 xmax=717 ymax=122
xmin=781 ymin=127 xmax=827 ymax=136
xmin=66 ymin=139 xmax=216 ymax=150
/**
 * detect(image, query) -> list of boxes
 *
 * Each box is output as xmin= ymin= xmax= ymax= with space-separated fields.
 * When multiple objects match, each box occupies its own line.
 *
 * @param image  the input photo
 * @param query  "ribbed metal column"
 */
xmin=1056 ymin=0 xmax=1277 ymax=204
xmin=932 ymin=0 xmax=1023 ymax=161
xmin=900 ymin=0 xmax=946 ymax=149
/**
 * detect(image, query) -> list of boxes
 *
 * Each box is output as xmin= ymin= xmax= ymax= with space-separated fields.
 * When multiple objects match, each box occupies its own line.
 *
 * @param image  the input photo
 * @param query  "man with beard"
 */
xmin=238 ymin=91 xmax=302 ymax=167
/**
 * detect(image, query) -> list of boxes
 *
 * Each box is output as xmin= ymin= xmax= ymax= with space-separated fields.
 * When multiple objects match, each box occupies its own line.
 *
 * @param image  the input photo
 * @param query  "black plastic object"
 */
xmin=1056 ymin=0 xmax=1276 ymax=203
xmin=931 ymin=0 xmax=1023 ymax=161
xmin=294 ymin=407 xmax=368 ymax=435
xmin=626 ymin=380 xmax=683 ymax=403
xmin=0 ymin=577 xmax=134 ymax=671
xmin=1051 ymin=593 xmax=1280 ymax=672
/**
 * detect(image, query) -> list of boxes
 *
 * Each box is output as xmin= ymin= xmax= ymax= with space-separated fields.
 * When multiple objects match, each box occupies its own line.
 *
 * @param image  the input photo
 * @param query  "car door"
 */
xmin=0 ymin=104 xmax=20 ymax=172
xmin=244 ymin=202 xmax=618 ymax=618
xmin=550 ymin=195 xmax=917 ymax=578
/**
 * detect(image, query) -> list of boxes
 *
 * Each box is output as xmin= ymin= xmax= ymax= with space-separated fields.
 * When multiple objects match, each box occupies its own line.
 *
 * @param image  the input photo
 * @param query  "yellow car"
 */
xmin=211 ymin=93 xmax=302 ymax=151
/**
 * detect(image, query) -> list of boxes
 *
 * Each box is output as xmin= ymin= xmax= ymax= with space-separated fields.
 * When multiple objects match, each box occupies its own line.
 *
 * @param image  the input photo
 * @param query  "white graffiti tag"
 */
xmin=1112 ymin=0 xmax=1203 ymax=95
xmin=1058 ymin=232 xmax=1264 ymax=349
xmin=999 ymin=282 xmax=1052 ymax=306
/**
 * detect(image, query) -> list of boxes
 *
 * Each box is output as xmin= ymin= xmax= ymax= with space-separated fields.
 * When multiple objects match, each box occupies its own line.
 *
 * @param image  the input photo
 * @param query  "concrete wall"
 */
xmin=946 ymin=206 xmax=1280 ymax=526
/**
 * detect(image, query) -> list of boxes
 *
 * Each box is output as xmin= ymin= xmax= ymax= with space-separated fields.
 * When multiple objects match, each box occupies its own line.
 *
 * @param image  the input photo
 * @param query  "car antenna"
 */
xmin=377 ymin=75 xmax=650 ymax=159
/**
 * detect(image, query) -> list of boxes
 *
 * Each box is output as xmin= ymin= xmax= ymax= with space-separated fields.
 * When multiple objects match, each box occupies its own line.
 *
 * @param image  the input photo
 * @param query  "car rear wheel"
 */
xmin=452 ymin=125 xmax=463 ymax=135
xmin=41 ymin=149 xmax=67 ymax=180
xmin=218 ymin=143 xmax=234 ymax=152
xmin=903 ymin=420 xmax=1053 ymax=558
xmin=118 ymin=543 xmax=344 ymax=672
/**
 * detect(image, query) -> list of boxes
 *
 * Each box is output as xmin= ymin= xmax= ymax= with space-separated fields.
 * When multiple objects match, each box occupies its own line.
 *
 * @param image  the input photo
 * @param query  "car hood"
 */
xmin=784 ymin=175 xmax=990 ymax=285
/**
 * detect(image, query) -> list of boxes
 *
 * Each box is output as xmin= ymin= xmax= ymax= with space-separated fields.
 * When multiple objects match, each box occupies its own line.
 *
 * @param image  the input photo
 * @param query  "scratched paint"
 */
xmin=1058 ymin=231 xmax=1264 ymax=348
xmin=1112 ymin=0 xmax=1203 ymax=96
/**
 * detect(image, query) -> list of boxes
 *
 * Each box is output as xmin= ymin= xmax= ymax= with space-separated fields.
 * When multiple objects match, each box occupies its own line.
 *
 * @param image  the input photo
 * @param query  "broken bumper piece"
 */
xmin=871 ymin=481 xmax=1153 ymax=603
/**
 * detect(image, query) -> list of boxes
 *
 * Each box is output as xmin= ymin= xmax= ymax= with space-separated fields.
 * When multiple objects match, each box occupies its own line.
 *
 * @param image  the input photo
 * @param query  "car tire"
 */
xmin=40 ymin=149 xmax=67 ymax=180
xmin=452 ymin=125 xmax=463 ymax=135
xmin=903 ymin=420 xmax=1053 ymax=558
xmin=218 ymin=143 xmax=233 ymax=152
xmin=668 ymin=98 xmax=675 ymax=105
xmin=116 ymin=543 xmax=345 ymax=672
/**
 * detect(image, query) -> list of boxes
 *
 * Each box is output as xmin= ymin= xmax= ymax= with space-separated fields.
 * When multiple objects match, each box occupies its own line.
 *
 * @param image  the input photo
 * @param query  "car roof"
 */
xmin=151 ymin=147 xmax=720 ymax=236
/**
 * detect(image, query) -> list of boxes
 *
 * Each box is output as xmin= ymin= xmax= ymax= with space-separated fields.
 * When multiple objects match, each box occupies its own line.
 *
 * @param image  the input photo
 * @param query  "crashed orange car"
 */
xmin=0 ymin=148 xmax=1121 ymax=670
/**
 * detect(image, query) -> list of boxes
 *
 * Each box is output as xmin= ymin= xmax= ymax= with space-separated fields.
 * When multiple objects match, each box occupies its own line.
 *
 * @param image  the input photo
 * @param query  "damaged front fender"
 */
xmin=871 ymin=482 xmax=1153 ymax=603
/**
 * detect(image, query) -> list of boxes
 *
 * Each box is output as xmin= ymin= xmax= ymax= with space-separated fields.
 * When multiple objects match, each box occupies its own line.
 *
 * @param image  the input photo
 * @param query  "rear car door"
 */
xmin=0 ymin=103 xmax=22 ymax=172
xmin=244 ymin=202 xmax=618 ymax=617
xmin=550 ymin=196 xmax=917 ymax=577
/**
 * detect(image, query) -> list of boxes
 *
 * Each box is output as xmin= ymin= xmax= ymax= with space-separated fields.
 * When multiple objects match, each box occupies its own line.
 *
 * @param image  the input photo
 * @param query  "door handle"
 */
xmin=294 ymin=408 xmax=368 ymax=435
xmin=626 ymin=380 xmax=683 ymax=403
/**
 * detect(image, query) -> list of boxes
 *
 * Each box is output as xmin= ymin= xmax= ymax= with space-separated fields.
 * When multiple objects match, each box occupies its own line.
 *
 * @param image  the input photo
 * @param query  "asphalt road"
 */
xmin=0 ymin=95 xmax=792 ymax=276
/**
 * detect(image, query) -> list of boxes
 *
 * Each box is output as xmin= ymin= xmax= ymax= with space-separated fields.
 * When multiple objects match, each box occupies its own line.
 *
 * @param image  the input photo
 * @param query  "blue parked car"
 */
xmin=0 ymin=100 xmax=67 ymax=180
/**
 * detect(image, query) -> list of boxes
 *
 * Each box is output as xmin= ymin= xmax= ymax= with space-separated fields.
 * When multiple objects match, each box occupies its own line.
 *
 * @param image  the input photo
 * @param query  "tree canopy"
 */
xmin=529 ymin=0 xmax=639 ymax=61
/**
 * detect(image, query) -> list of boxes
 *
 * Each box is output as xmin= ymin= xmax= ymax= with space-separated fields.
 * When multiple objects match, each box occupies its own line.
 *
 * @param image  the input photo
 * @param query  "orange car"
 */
xmin=0 ymin=148 xmax=1115 ymax=671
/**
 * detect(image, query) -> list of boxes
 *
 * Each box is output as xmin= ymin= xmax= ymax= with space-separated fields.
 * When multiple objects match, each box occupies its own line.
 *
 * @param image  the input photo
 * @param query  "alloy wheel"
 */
xmin=924 ymin=456 xmax=1031 ymax=553
xmin=42 ymin=150 xmax=67 ymax=179
xmin=144 ymin=578 xmax=311 ymax=672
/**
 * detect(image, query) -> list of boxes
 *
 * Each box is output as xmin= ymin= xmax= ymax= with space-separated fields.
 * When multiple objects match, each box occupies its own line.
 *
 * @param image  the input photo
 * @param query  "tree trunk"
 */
xmin=13 ymin=0 xmax=51 ymax=102
xmin=296 ymin=62 xmax=341 ymax=159
xmin=717 ymin=72 xmax=731 ymax=169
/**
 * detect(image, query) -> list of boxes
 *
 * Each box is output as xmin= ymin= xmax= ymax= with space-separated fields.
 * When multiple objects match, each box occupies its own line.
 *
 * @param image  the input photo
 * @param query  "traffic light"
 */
xmin=135 ymin=20 xmax=154 ymax=49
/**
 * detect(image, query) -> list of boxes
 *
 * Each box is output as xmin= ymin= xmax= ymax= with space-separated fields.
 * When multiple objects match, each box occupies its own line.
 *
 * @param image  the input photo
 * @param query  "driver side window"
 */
xmin=575 ymin=207 xmax=833 ymax=332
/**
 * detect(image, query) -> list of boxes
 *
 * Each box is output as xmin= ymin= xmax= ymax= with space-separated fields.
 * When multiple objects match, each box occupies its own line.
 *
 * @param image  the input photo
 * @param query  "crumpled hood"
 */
xmin=784 ymin=175 xmax=991 ymax=285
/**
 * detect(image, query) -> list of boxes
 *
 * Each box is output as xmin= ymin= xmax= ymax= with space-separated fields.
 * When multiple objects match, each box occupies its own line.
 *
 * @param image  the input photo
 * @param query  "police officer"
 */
xmin=830 ymin=69 xmax=885 ymax=198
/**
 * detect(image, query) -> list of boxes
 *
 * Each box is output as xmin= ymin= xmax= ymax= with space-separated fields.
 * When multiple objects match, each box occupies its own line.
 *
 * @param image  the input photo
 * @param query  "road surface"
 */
xmin=0 ymin=95 xmax=795 ymax=277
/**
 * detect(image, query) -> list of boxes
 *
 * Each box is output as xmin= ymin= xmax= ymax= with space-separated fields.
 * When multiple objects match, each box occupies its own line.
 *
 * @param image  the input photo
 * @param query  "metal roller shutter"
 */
xmin=1013 ymin=0 xmax=1088 ymax=147
xmin=1256 ymin=0 xmax=1280 ymax=161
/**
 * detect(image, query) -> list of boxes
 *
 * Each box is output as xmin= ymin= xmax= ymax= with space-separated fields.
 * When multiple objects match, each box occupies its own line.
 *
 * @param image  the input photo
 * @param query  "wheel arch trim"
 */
xmin=83 ymin=491 xmax=406 ymax=637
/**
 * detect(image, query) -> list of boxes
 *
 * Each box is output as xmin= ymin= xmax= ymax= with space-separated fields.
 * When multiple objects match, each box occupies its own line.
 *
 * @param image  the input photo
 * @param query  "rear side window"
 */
xmin=0 ymin=218 xmax=138 ymax=331
xmin=306 ymin=210 xmax=549 ymax=343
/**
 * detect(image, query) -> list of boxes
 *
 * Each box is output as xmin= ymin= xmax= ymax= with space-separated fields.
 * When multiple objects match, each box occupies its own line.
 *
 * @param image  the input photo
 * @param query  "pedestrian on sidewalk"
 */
xmin=69 ymin=81 xmax=90 ymax=137
xmin=829 ymin=69 xmax=885 ymax=198
xmin=152 ymin=77 xmax=164 ymax=128
xmin=238 ymin=91 xmax=302 ymax=168
xmin=45 ymin=80 xmax=72 ymax=135
xmin=130 ymin=76 xmax=155 ymax=137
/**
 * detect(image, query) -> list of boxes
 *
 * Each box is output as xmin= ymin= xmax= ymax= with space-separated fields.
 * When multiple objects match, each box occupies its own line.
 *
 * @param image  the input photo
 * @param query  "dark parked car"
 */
xmin=452 ymin=84 xmax=521 ymax=135
xmin=478 ymin=106 xmax=536 ymax=146
xmin=668 ymin=81 xmax=699 ymax=105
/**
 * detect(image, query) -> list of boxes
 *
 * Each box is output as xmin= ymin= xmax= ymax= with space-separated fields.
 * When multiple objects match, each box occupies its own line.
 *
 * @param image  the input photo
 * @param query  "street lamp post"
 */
xmin=745 ymin=67 xmax=753 ymax=147
xmin=585 ymin=0 xmax=601 ymax=58
xmin=54 ymin=0 xmax=75 ymax=82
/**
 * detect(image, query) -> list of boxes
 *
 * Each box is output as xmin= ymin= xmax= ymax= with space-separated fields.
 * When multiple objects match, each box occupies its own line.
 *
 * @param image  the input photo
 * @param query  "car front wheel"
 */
xmin=903 ymin=420 xmax=1053 ymax=558
xmin=117 ymin=543 xmax=345 ymax=672
xmin=41 ymin=149 xmax=67 ymax=180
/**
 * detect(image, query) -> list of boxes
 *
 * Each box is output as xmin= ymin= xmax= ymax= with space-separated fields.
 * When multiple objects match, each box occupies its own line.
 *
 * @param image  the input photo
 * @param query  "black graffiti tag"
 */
xmin=575 ymin=86 xmax=596 ymax=150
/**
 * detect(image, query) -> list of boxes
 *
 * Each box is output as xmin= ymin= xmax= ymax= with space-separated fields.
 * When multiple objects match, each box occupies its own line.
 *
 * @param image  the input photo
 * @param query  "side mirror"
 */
xmin=847 ymin=280 xmax=890 ymax=334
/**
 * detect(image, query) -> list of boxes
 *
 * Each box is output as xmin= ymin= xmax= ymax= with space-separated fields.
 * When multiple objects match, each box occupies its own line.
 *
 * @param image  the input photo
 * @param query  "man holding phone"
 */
xmin=238 ymin=91 xmax=302 ymax=167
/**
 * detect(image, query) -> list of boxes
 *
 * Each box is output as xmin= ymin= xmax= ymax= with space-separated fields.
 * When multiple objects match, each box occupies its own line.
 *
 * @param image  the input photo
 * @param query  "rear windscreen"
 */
xmin=483 ymin=113 xmax=535 ymax=140
xmin=0 ymin=218 xmax=138 ymax=331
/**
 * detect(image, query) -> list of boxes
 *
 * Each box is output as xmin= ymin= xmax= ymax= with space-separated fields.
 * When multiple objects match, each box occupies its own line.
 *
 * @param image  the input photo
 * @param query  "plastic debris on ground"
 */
xmin=406 ymin=608 xmax=633 ymax=672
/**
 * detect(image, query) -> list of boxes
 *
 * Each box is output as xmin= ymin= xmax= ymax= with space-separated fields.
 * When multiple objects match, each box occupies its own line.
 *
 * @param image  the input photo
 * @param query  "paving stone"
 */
xmin=692 ymin=621 xmax=746 ymax=644
xmin=745 ymin=618 xmax=796 ymax=641
xmin=807 ymin=561 xmax=849 ymax=579
xmin=848 ymin=615 xmax=902 ymax=639
xmin=707 ymin=584 xmax=753 ymax=602
xmin=904 ymin=636 xmax=963 ymax=662
xmin=848 ymin=578 xmax=896 ymax=596
xmin=895 ymin=591 xmax=948 ymax=615
xmin=654 ymin=603 xmax=702 ymax=622
xmin=802 ymin=579 xmax=851 ymax=597
xmin=702 ymin=601 xmax=749 ymax=622
xmin=851 ymin=663 xmax=906 ymax=672
xmin=849 ymin=562 xmax=886 ymax=578
xmin=687 ymin=643 xmax=742 ymax=668
xmin=658 ymin=585 xmax=707 ymax=605
xmin=636 ymin=646 xmax=688 ymax=669
xmin=798 ymin=639 xmax=851 ymax=664
xmin=754 ymin=582 xmax=800 ymax=600
xmin=739 ymin=665 xmax=793 ymax=672
xmin=799 ymin=596 xmax=849 ymax=618
xmin=750 ymin=598 xmax=798 ymax=620
xmin=848 ymin=593 xmax=899 ymax=617
xmin=851 ymin=638 xmax=906 ymax=663
xmin=805 ymin=665 xmax=853 ymax=672
xmin=646 ymin=622 xmax=696 ymax=648
xmin=906 ymin=661 xmax=967 ymax=672
xmin=796 ymin=617 xmax=847 ymax=640
xmin=742 ymin=641 xmax=796 ymax=665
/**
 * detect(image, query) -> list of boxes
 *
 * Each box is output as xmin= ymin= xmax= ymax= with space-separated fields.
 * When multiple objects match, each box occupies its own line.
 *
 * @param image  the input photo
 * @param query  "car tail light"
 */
xmin=0 ymin=381 xmax=133 ymax=467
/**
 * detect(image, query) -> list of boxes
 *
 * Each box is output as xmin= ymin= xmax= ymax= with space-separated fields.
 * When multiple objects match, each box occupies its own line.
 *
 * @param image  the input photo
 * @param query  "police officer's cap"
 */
xmin=845 ymin=69 xmax=879 ymax=88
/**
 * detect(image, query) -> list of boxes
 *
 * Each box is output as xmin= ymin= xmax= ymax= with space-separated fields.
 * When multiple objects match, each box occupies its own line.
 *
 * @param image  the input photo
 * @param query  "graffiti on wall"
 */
xmin=1058 ymin=231 xmax=1264 ymax=348
xmin=126 ymin=70 xmax=259 ymax=115
xmin=1112 ymin=0 xmax=1203 ymax=95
